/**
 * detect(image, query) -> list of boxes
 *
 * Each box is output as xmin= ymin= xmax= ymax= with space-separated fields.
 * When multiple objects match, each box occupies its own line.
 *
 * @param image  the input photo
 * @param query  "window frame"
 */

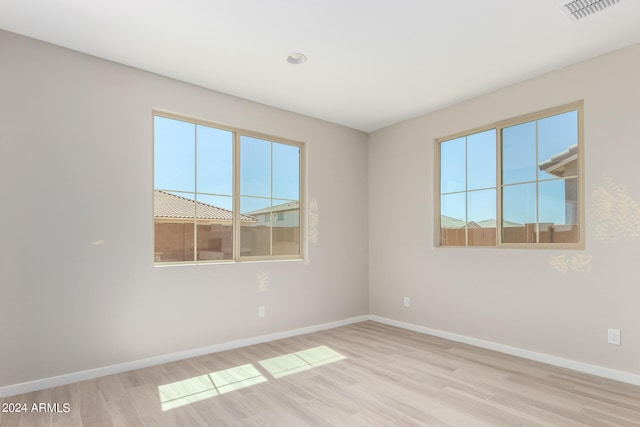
xmin=435 ymin=101 xmax=584 ymax=249
xmin=153 ymin=110 xmax=306 ymax=264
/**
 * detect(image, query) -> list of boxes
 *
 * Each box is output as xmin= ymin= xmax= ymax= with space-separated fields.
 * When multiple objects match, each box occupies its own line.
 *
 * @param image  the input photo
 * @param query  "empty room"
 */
xmin=1 ymin=0 xmax=640 ymax=426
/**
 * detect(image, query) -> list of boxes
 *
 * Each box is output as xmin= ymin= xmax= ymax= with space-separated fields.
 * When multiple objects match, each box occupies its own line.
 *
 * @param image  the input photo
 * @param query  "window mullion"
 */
xmin=193 ymin=124 xmax=198 ymax=263
xmin=464 ymin=136 xmax=469 ymax=246
xmin=535 ymin=120 xmax=540 ymax=244
xmin=496 ymin=127 xmax=503 ymax=246
xmin=270 ymin=142 xmax=274 ymax=256
xmin=233 ymin=131 xmax=240 ymax=260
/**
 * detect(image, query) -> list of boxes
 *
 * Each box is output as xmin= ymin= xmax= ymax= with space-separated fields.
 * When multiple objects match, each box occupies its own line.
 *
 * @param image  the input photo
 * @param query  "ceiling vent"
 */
xmin=562 ymin=0 xmax=622 ymax=21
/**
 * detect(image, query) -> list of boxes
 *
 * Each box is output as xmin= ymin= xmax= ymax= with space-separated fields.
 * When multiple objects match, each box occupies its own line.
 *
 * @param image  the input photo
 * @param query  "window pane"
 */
xmin=502 ymin=121 xmax=536 ymax=185
xmin=196 ymin=125 xmax=233 ymax=196
xmin=467 ymin=129 xmax=496 ymax=191
xmin=241 ymin=136 xmax=271 ymax=198
xmin=154 ymin=116 xmax=195 ymax=192
xmin=440 ymin=137 xmax=466 ymax=194
xmin=272 ymin=201 xmax=300 ymax=256
xmin=195 ymin=194 xmax=233 ymax=260
xmin=273 ymin=143 xmax=300 ymax=200
xmin=441 ymin=192 xmax=466 ymax=246
xmin=538 ymin=178 xmax=578 ymax=243
xmin=502 ymin=183 xmax=536 ymax=243
xmin=538 ymin=110 xmax=578 ymax=180
xmin=154 ymin=220 xmax=195 ymax=262
xmin=240 ymin=197 xmax=271 ymax=256
xmin=467 ymin=189 xmax=496 ymax=246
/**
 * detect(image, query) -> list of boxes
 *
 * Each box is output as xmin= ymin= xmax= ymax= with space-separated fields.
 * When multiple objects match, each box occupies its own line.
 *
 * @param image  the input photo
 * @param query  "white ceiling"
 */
xmin=2 ymin=0 xmax=640 ymax=132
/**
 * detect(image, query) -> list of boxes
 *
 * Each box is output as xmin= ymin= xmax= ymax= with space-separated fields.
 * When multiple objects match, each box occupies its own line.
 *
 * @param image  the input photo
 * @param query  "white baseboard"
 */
xmin=369 ymin=315 xmax=640 ymax=387
xmin=3 ymin=314 xmax=638 ymax=397
xmin=0 ymin=315 xmax=369 ymax=398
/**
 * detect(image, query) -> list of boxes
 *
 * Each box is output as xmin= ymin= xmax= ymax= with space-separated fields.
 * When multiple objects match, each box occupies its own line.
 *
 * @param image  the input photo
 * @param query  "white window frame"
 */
xmin=153 ymin=110 xmax=306 ymax=264
xmin=435 ymin=101 xmax=584 ymax=249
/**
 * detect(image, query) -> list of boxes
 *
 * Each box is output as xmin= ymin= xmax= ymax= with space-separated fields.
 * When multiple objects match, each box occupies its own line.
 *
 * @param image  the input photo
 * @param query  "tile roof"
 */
xmin=154 ymin=190 xmax=256 ymax=222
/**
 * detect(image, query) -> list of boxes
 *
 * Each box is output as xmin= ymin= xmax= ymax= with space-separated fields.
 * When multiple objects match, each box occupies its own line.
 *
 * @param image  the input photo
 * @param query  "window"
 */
xmin=153 ymin=113 xmax=304 ymax=263
xmin=437 ymin=102 xmax=583 ymax=248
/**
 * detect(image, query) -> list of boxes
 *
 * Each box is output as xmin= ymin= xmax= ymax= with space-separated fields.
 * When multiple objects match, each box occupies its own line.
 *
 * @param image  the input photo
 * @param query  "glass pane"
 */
xmin=538 ymin=110 xmax=578 ymax=180
xmin=538 ymin=178 xmax=578 ymax=243
xmin=240 ymin=136 xmax=271 ymax=198
xmin=467 ymin=189 xmax=496 ymax=246
xmin=154 ymin=116 xmax=195 ymax=192
xmin=467 ymin=129 xmax=496 ymax=191
xmin=240 ymin=197 xmax=271 ymax=256
xmin=196 ymin=223 xmax=232 ymax=260
xmin=502 ymin=121 xmax=536 ymax=185
xmin=272 ymin=201 xmax=300 ymax=256
xmin=502 ymin=183 xmax=536 ymax=243
xmin=195 ymin=194 xmax=233 ymax=260
xmin=154 ymin=219 xmax=195 ymax=262
xmin=440 ymin=192 xmax=466 ymax=246
xmin=440 ymin=137 xmax=466 ymax=194
xmin=196 ymin=125 xmax=233 ymax=196
xmin=273 ymin=143 xmax=300 ymax=200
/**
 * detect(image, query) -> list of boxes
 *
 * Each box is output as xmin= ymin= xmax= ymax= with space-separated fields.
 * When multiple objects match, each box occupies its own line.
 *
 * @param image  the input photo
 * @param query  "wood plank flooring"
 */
xmin=1 ymin=321 xmax=639 ymax=426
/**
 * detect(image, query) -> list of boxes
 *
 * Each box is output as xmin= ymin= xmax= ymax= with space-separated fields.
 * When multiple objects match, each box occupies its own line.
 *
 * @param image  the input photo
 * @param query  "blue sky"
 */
xmin=440 ymin=110 xmax=578 ymax=226
xmin=154 ymin=116 xmax=300 ymax=214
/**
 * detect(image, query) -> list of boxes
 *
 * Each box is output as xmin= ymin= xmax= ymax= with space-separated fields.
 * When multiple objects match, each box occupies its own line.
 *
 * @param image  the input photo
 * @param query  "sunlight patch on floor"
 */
xmin=158 ymin=345 xmax=345 ymax=411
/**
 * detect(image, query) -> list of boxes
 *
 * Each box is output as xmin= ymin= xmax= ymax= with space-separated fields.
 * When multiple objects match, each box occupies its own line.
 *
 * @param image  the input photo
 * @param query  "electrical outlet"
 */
xmin=403 ymin=297 xmax=410 ymax=307
xmin=607 ymin=328 xmax=621 ymax=345
xmin=258 ymin=305 xmax=265 ymax=318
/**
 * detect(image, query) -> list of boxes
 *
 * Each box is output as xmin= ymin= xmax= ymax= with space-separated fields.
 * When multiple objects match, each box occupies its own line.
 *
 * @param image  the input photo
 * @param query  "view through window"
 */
xmin=153 ymin=113 xmax=303 ymax=263
xmin=438 ymin=102 xmax=583 ymax=248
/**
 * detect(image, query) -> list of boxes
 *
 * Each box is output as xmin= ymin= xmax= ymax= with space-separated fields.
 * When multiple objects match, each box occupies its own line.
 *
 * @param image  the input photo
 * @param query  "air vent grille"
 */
xmin=563 ymin=0 xmax=622 ymax=20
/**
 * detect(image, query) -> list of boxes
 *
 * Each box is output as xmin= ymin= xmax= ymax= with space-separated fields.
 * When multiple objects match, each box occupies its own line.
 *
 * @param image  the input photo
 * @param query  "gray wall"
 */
xmin=369 ymin=43 xmax=640 ymax=375
xmin=0 ymin=30 xmax=369 ymax=388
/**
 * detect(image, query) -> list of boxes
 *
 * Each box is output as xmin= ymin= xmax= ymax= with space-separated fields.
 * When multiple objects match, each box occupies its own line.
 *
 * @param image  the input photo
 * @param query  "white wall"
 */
xmin=0 ymin=30 xmax=369 ymax=390
xmin=369 ymin=43 xmax=640 ymax=376
xmin=3 ymin=27 xmax=639 ymax=394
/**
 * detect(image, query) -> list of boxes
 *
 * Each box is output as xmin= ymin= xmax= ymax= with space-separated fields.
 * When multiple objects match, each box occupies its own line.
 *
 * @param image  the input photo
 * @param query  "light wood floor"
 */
xmin=2 ymin=321 xmax=639 ymax=426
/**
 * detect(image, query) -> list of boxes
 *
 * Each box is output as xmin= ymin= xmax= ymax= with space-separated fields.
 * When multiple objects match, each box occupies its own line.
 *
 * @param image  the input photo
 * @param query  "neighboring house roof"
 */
xmin=154 ymin=190 xmax=256 ymax=222
xmin=440 ymin=215 xmax=466 ymax=228
xmin=441 ymin=215 xmax=522 ymax=228
xmin=475 ymin=219 xmax=522 ymax=228
xmin=245 ymin=200 xmax=300 ymax=216
xmin=539 ymin=143 xmax=577 ymax=177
